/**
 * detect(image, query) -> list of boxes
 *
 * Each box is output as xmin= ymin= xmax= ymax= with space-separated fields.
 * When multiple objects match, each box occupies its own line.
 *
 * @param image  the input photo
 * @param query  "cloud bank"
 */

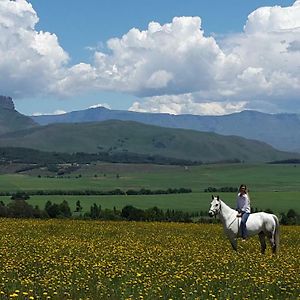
xmin=1 ymin=0 xmax=300 ymax=114
xmin=0 ymin=0 xmax=69 ymax=98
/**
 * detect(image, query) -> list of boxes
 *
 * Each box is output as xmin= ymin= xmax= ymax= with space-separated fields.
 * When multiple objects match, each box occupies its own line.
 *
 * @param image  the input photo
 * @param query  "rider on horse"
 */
xmin=236 ymin=184 xmax=251 ymax=240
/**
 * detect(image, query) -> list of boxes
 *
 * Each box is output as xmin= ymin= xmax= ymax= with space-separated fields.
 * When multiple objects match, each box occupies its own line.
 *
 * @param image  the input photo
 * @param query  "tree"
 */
xmin=280 ymin=212 xmax=289 ymax=225
xmin=59 ymin=200 xmax=71 ymax=218
xmin=75 ymin=200 xmax=83 ymax=213
xmin=121 ymin=205 xmax=145 ymax=221
xmin=7 ymin=200 xmax=34 ymax=218
xmin=0 ymin=201 xmax=8 ymax=217
xmin=90 ymin=203 xmax=101 ymax=219
xmin=286 ymin=209 xmax=298 ymax=225
xmin=287 ymin=209 xmax=297 ymax=219
xmin=280 ymin=210 xmax=299 ymax=225
xmin=145 ymin=207 xmax=164 ymax=221
xmin=11 ymin=191 xmax=30 ymax=201
xmin=45 ymin=202 xmax=60 ymax=218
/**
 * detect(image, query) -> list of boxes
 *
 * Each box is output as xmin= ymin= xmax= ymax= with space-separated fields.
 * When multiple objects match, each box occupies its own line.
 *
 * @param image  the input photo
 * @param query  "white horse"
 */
xmin=209 ymin=195 xmax=279 ymax=254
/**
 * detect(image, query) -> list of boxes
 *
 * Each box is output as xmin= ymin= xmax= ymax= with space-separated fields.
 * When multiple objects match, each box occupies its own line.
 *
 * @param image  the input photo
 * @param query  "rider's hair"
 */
xmin=239 ymin=184 xmax=248 ymax=193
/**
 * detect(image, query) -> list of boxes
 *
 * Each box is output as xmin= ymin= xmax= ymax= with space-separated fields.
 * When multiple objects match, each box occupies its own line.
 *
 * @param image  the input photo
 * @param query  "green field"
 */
xmin=0 ymin=191 xmax=298 ymax=215
xmin=2 ymin=163 xmax=300 ymax=192
xmin=1 ymin=163 xmax=300 ymax=214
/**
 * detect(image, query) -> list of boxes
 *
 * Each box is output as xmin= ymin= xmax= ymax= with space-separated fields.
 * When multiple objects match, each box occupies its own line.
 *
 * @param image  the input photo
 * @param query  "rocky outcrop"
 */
xmin=0 ymin=96 xmax=15 ymax=110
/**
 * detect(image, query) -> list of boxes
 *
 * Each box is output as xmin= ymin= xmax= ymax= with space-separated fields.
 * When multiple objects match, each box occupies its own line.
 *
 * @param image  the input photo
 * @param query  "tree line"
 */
xmin=0 ymin=199 xmax=204 ymax=223
xmin=0 ymin=198 xmax=298 ymax=225
xmin=3 ymin=188 xmax=192 ymax=198
xmin=0 ymin=147 xmax=201 ymax=165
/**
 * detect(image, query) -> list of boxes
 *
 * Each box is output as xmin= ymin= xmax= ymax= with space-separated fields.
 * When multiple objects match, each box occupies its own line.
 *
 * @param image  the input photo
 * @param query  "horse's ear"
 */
xmin=217 ymin=195 xmax=220 ymax=201
xmin=211 ymin=195 xmax=214 ymax=200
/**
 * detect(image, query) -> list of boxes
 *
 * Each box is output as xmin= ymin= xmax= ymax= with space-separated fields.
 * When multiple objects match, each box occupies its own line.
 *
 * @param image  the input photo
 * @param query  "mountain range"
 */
xmin=32 ymin=106 xmax=300 ymax=153
xmin=0 ymin=119 xmax=296 ymax=163
xmin=0 ymin=95 xmax=299 ymax=164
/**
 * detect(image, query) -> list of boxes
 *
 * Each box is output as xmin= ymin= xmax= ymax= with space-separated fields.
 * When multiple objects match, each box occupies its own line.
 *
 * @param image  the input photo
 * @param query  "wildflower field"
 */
xmin=0 ymin=219 xmax=299 ymax=300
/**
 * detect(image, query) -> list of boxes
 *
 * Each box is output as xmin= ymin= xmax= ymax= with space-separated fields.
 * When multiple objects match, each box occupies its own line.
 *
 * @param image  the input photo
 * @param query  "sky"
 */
xmin=1 ymin=0 xmax=300 ymax=116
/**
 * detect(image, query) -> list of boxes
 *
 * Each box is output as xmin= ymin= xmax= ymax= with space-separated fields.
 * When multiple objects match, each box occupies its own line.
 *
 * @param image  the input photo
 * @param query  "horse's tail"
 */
xmin=272 ymin=214 xmax=280 ymax=254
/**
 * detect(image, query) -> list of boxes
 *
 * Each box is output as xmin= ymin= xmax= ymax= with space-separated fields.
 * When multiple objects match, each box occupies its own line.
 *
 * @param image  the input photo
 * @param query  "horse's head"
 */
xmin=209 ymin=195 xmax=221 ymax=217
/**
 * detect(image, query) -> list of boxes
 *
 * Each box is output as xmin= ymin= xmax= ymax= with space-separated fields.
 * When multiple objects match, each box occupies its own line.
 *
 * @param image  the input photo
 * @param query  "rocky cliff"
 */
xmin=0 ymin=96 xmax=15 ymax=110
xmin=0 ymin=95 xmax=38 ymax=134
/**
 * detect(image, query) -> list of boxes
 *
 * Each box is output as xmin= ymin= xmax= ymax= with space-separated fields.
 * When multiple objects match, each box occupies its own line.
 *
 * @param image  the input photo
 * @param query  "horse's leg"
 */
xmin=258 ymin=231 xmax=266 ymax=254
xmin=229 ymin=237 xmax=237 ymax=251
xmin=265 ymin=231 xmax=276 ymax=254
xmin=268 ymin=231 xmax=277 ymax=254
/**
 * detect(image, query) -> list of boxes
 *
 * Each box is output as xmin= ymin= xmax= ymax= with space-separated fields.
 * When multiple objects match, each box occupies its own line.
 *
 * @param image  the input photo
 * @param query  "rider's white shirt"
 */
xmin=236 ymin=193 xmax=251 ymax=213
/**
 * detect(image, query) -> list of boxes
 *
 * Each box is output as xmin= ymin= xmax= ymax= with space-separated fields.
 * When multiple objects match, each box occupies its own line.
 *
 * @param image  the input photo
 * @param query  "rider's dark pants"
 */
xmin=241 ymin=212 xmax=250 ymax=239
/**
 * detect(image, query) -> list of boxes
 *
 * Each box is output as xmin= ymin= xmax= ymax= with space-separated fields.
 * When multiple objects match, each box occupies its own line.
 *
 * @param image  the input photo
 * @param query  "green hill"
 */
xmin=0 ymin=120 xmax=297 ymax=163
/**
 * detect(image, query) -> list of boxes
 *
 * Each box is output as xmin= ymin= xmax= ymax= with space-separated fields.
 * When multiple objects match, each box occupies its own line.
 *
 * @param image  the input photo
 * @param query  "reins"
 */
xmin=218 ymin=200 xmax=239 ymax=235
xmin=228 ymin=213 xmax=237 ymax=228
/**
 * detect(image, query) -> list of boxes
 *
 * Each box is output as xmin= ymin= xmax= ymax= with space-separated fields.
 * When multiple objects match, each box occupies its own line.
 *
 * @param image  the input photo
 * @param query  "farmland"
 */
xmin=0 ymin=163 xmax=300 ymax=215
xmin=0 ymin=219 xmax=299 ymax=300
xmin=2 ymin=163 xmax=300 ymax=193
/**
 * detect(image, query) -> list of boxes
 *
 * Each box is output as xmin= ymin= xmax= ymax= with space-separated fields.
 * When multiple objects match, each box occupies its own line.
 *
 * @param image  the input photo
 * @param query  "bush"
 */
xmin=45 ymin=200 xmax=72 ymax=218
xmin=280 ymin=209 xmax=300 ymax=225
xmin=121 ymin=205 xmax=145 ymax=221
xmin=11 ymin=191 xmax=30 ymax=201
xmin=7 ymin=200 xmax=35 ymax=218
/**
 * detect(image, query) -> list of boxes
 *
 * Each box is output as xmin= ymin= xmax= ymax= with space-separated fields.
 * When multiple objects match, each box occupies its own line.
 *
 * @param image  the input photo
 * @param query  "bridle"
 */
xmin=209 ymin=199 xmax=222 ymax=217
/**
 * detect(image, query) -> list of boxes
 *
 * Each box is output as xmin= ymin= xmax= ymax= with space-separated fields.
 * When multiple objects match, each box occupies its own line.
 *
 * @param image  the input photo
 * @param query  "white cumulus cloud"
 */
xmin=88 ymin=103 xmax=111 ymax=109
xmin=216 ymin=0 xmax=300 ymax=112
xmin=60 ymin=1 xmax=300 ymax=114
xmin=32 ymin=109 xmax=66 ymax=116
xmin=1 ymin=0 xmax=300 ymax=115
xmin=57 ymin=16 xmax=224 ymax=99
xmin=130 ymin=94 xmax=247 ymax=115
xmin=0 ymin=0 xmax=68 ymax=98
xmin=129 ymin=1 xmax=300 ymax=114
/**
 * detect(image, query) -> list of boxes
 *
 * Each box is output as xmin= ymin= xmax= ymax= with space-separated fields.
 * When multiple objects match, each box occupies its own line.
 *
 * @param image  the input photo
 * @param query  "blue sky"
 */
xmin=1 ymin=0 xmax=299 ymax=116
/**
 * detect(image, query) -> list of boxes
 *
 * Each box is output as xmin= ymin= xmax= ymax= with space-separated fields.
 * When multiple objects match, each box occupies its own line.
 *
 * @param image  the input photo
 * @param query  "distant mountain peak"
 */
xmin=88 ymin=106 xmax=110 ymax=112
xmin=0 ymin=96 xmax=15 ymax=110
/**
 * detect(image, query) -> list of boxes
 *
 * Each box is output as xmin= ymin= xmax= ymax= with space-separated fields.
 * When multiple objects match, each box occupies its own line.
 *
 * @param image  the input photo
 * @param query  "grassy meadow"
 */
xmin=0 ymin=219 xmax=299 ymax=300
xmin=1 ymin=163 xmax=300 ymax=192
xmin=0 ymin=163 xmax=299 ymax=214
xmin=0 ymin=163 xmax=299 ymax=300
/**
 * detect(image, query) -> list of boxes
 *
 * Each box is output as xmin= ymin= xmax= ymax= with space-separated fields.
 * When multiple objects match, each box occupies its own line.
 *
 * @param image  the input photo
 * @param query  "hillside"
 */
xmin=32 ymin=107 xmax=300 ymax=153
xmin=0 ymin=96 xmax=38 ymax=134
xmin=0 ymin=120 xmax=298 ymax=163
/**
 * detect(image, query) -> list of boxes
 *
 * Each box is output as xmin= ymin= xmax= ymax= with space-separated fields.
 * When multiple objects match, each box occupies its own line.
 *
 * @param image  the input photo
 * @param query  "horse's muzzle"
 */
xmin=209 ymin=210 xmax=215 ymax=217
